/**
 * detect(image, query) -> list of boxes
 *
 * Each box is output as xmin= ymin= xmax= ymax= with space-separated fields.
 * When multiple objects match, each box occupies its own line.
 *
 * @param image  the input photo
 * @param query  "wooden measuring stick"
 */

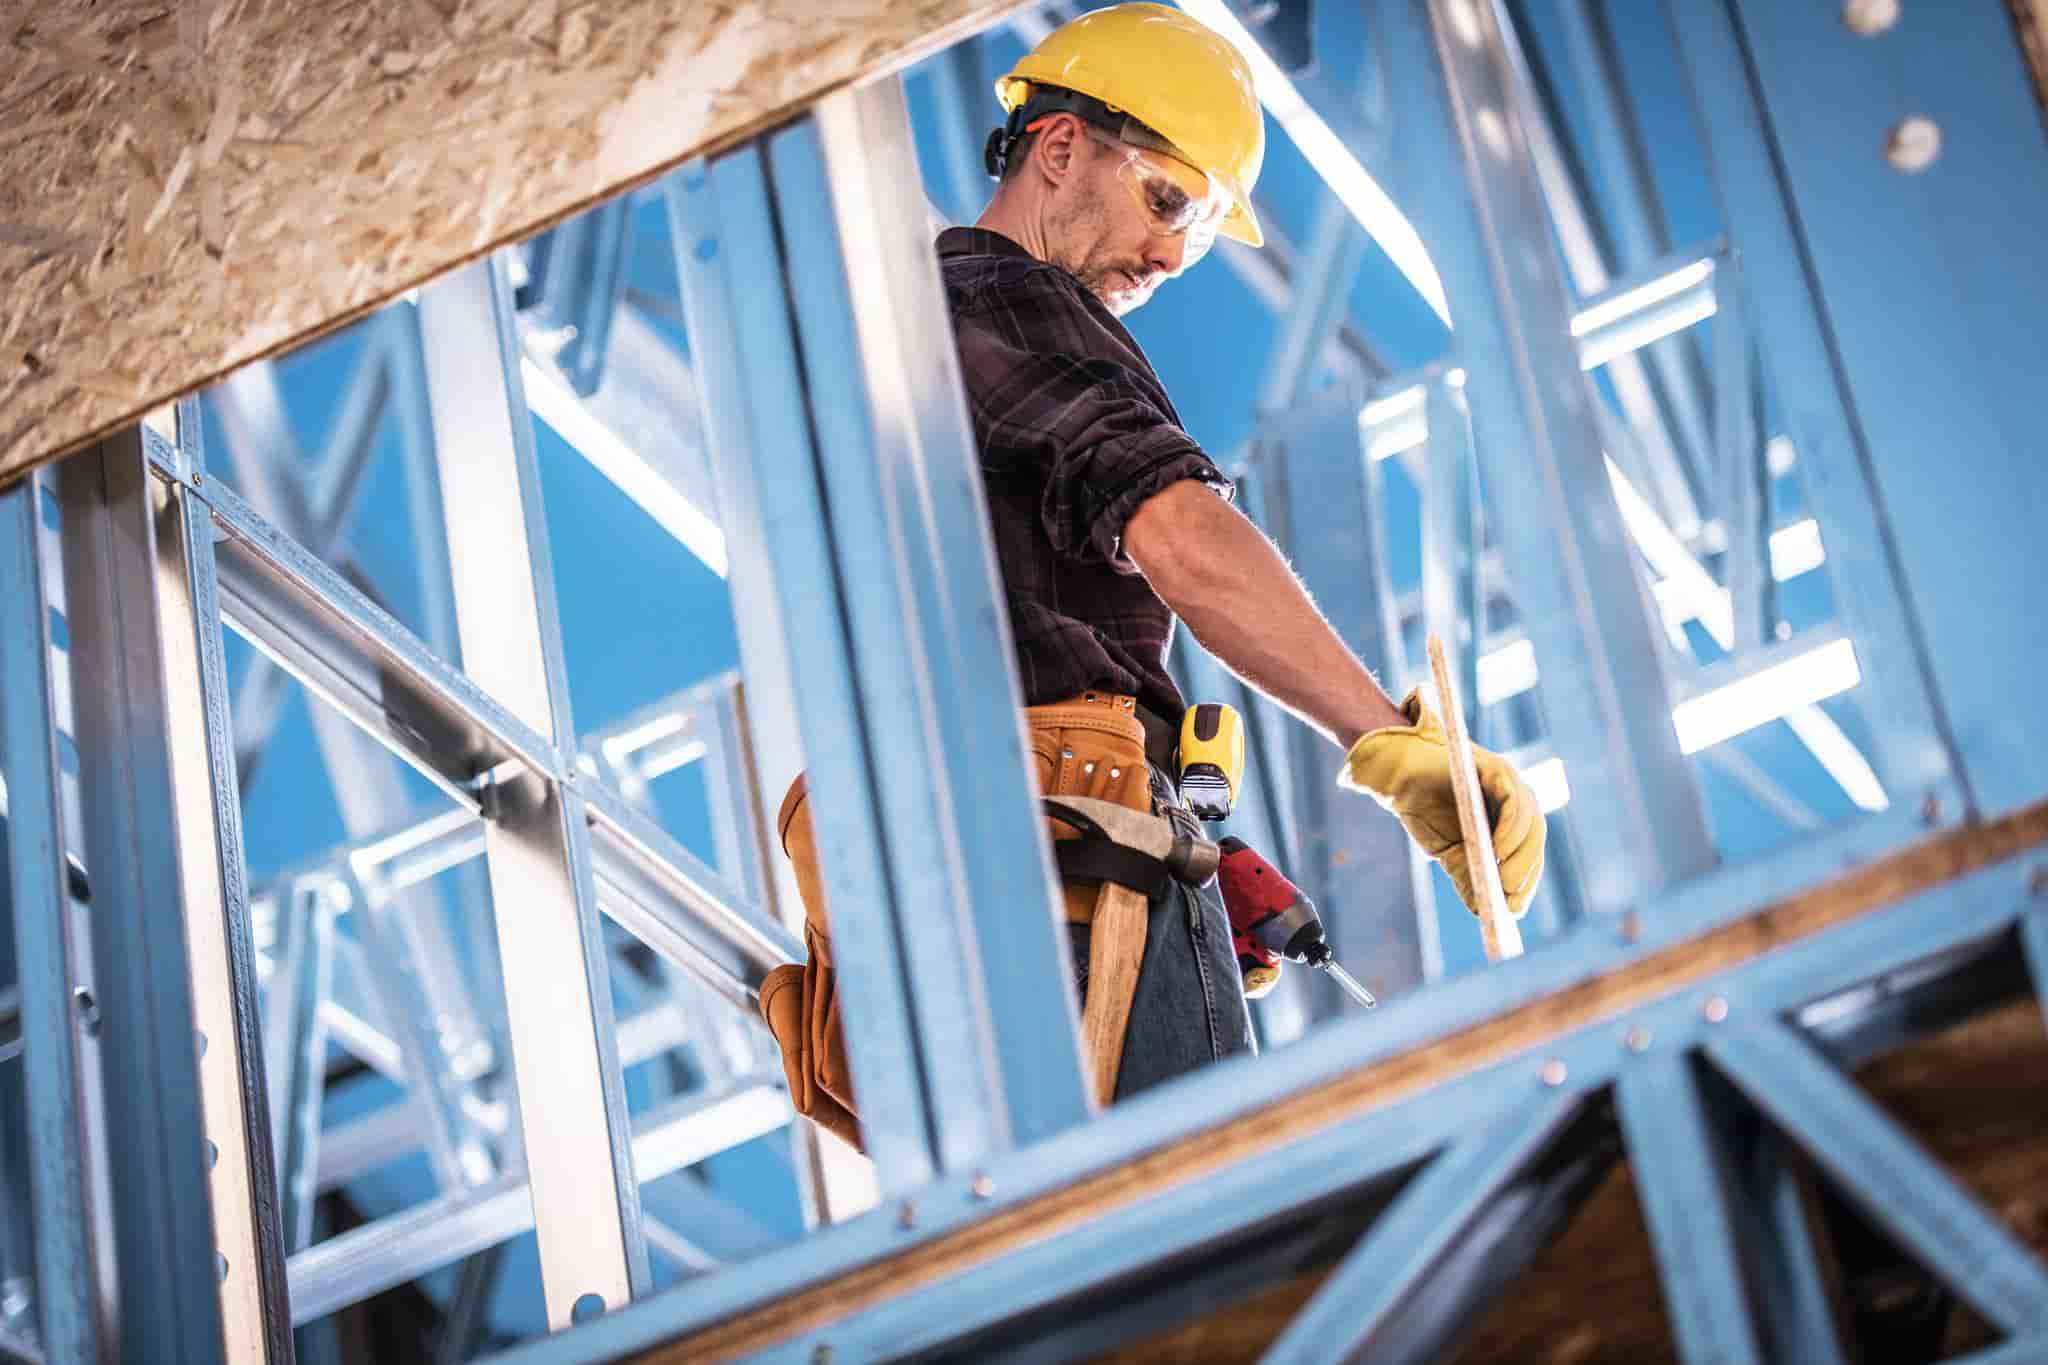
xmin=1427 ymin=634 xmax=1525 ymax=963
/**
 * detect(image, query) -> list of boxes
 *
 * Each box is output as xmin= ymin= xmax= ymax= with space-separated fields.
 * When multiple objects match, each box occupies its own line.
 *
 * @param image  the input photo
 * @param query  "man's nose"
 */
xmin=1147 ymin=232 xmax=1189 ymax=278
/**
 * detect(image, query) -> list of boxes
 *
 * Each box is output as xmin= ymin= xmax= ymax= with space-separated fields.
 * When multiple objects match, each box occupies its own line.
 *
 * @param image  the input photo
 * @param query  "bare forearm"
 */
xmin=1124 ymin=481 xmax=1404 ymax=749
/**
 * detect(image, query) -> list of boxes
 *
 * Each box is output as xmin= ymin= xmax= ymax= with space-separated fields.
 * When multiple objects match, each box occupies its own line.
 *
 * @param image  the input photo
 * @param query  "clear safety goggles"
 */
xmin=1080 ymin=126 xmax=1231 ymax=266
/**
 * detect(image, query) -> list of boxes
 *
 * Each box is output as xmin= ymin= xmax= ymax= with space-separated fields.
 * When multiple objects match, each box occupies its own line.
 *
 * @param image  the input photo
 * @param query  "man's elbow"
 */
xmin=1124 ymin=480 xmax=1234 ymax=607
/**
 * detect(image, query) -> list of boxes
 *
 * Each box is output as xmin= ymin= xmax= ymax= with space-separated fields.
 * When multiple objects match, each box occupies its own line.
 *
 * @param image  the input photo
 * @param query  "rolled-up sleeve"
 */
xmin=953 ymin=269 xmax=1233 ymax=569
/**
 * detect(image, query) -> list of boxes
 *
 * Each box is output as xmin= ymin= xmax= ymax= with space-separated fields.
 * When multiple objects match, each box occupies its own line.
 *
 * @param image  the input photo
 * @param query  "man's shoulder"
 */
xmin=941 ymin=249 xmax=1088 ymax=317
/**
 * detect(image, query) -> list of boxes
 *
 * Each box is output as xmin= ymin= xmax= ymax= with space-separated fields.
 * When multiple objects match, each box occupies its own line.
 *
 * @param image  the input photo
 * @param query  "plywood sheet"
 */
xmin=0 ymin=0 xmax=1028 ymax=480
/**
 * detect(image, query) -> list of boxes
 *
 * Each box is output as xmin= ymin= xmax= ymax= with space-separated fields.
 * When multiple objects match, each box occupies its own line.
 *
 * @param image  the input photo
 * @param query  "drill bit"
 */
xmin=1317 ymin=958 xmax=1378 ymax=1009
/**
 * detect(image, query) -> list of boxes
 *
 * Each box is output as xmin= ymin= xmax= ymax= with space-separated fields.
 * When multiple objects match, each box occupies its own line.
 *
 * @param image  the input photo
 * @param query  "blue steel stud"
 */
xmin=1661 ymin=0 xmax=1965 ymax=815
xmin=1261 ymin=1088 xmax=1587 ymax=1365
xmin=808 ymin=80 xmax=1094 ymax=1144
xmin=1709 ymin=1020 xmax=2048 ymax=1336
xmin=0 ymin=473 xmax=99 ymax=1365
xmin=768 ymin=93 xmax=1090 ymax=1157
xmin=1709 ymin=0 xmax=2048 ymax=819
xmin=1550 ymin=0 xmax=1715 ymax=527
xmin=171 ymin=397 xmax=296 ymax=1363
xmin=1615 ymin=1052 xmax=1767 ymax=1365
xmin=57 ymin=434 xmax=232 ymax=1365
xmin=668 ymin=149 xmax=943 ymax=1191
xmin=1373 ymin=0 xmax=1717 ymax=914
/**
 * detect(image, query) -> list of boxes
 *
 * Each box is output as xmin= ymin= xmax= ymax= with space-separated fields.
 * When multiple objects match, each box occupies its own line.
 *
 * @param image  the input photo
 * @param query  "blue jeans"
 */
xmin=1069 ymin=872 xmax=1256 ymax=1100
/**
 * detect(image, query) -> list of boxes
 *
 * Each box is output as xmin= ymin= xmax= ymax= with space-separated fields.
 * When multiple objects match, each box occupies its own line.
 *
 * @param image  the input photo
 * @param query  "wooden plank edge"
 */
xmin=0 ymin=1 xmax=1034 ymax=491
xmin=643 ymin=798 xmax=2048 ymax=1361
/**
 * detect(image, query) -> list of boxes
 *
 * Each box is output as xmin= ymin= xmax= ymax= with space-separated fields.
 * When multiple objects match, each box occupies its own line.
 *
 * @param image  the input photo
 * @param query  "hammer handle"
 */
xmin=1427 ymin=634 xmax=1524 ymax=962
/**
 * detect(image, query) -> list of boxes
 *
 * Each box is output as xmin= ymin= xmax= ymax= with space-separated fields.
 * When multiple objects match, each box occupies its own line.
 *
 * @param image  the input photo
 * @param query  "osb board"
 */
xmin=1098 ymin=998 xmax=2048 ymax=1364
xmin=635 ymin=798 xmax=2048 ymax=1361
xmin=2015 ymin=0 xmax=2048 ymax=126
xmin=0 ymin=0 xmax=1030 ymax=479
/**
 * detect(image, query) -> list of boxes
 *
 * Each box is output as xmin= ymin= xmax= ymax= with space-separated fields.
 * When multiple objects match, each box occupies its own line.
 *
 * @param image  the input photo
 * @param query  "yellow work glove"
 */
xmin=1338 ymin=689 xmax=1547 ymax=917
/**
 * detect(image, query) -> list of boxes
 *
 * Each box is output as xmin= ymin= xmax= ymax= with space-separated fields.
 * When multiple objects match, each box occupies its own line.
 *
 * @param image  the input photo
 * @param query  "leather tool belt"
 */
xmin=757 ymin=691 xmax=1200 ymax=1149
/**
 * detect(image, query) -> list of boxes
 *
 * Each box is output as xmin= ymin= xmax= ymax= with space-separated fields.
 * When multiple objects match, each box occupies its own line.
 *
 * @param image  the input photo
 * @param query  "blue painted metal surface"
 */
xmin=11 ymin=4 xmax=2046 ymax=1355
xmin=1373 ymin=0 xmax=1715 ymax=914
xmin=1662 ymin=0 xmax=1965 ymax=818
xmin=1713 ymin=0 xmax=2048 ymax=820
xmin=1552 ymin=0 xmax=1715 ymax=526
xmin=2024 ymin=903 xmax=2048 ymax=1031
xmin=1259 ymin=1087 xmax=1586 ymax=1364
xmin=1421 ymin=378 xmax=1480 ymax=732
xmin=668 ymin=142 xmax=942 ymax=1191
xmin=1615 ymin=1053 xmax=1766 ymax=1365
xmin=1259 ymin=391 xmax=1432 ymax=1005
xmin=809 ymin=80 xmax=1093 ymax=1147
xmin=170 ymin=398 xmax=296 ymax=1362
xmin=0 ymin=473 xmax=99 ymax=1364
xmin=672 ymin=82 xmax=1090 ymax=1179
xmin=769 ymin=116 xmax=1022 ymax=1169
xmin=483 ymin=789 xmax=2046 ymax=1362
xmin=1708 ymin=1019 xmax=2048 ymax=1335
xmin=1714 ymin=257 xmax=1772 ymax=653
xmin=267 ymin=886 xmax=334 ymax=1255
xmin=1730 ymin=1119 xmax=1848 ymax=1365
xmin=56 ymin=432 xmax=232 ymax=1365
xmin=525 ymin=200 xmax=633 ymax=397
xmin=416 ymin=255 xmax=654 ymax=1316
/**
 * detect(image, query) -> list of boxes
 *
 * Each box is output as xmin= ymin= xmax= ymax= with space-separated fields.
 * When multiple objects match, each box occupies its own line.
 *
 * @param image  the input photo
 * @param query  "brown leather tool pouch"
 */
xmin=758 ymin=776 xmax=862 ymax=1150
xmin=761 ymin=693 xmax=1156 ymax=1149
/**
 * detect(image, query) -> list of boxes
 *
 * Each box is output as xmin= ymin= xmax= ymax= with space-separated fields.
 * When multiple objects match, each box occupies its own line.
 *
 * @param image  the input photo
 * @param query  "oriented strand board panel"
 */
xmin=0 ymin=0 xmax=1026 ymax=480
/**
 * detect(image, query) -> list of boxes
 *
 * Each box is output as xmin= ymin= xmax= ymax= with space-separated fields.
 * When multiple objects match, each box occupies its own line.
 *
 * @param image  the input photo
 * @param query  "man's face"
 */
xmin=1046 ymin=128 xmax=1226 ymax=317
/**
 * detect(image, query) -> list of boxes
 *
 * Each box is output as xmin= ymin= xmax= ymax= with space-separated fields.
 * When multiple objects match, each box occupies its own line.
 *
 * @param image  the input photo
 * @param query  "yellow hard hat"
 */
xmin=995 ymin=3 xmax=1266 ymax=249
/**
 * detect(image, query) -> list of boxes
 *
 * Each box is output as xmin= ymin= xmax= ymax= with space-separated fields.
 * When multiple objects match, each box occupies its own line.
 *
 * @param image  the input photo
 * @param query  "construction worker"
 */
xmin=760 ymin=4 xmax=1546 ymax=1148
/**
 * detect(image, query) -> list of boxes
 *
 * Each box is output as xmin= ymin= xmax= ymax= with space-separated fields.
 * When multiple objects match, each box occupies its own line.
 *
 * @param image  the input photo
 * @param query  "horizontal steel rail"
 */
xmin=142 ymin=430 xmax=559 ymax=811
xmin=288 ymin=1075 xmax=791 ymax=1324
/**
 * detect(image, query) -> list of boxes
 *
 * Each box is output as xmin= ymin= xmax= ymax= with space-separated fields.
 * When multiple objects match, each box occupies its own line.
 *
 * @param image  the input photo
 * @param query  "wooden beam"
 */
xmin=638 ymin=798 xmax=2048 ymax=1361
xmin=0 ymin=0 xmax=1030 ymax=482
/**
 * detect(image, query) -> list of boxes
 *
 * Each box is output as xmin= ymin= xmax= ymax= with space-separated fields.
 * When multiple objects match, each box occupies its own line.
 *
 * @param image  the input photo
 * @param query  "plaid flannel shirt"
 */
xmin=938 ymin=228 xmax=1233 ymax=725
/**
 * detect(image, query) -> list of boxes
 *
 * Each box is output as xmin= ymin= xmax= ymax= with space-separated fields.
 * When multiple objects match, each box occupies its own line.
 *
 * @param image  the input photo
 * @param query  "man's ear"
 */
xmin=1031 ymin=114 xmax=1085 ymax=187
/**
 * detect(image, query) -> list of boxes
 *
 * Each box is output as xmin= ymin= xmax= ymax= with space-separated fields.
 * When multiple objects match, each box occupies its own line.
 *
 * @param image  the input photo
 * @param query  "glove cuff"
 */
xmin=1336 ymin=688 xmax=1445 ymax=798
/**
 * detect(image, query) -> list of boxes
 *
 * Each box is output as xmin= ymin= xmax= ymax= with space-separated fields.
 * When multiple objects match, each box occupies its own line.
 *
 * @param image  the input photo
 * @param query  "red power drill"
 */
xmin=1215 ymin=837 xmax=1378 ymax=1008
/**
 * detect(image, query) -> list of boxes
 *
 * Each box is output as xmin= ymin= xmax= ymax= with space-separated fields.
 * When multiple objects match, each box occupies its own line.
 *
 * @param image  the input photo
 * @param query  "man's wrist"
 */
xmin=1336 ymin=692 xmax=1408 ymax=752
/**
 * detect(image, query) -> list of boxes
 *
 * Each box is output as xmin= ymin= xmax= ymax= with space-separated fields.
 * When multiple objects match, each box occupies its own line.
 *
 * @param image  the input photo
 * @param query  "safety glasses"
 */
xmin=1082 ymin=127 xmax=1230 ymax=265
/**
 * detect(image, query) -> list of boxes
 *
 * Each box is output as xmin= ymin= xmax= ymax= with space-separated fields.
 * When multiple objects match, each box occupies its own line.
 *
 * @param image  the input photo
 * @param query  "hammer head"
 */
xmin=1042 ymin=796 xmax=1220 ymax=886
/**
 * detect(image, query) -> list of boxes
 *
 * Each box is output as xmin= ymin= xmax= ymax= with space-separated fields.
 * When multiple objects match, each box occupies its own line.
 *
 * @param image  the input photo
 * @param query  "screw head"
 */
xmin=1624 ymin=1026 xmax=1652 ymax=1054
xmin=1843 ymin=0 xmax=1901 ymax=36
xmin=1886 ymin=116 xmax=1942 ymax=173
xmin=73 ymin=987 xmax=100 ymax=1037
xmin=1704 ymin=995 xmax=1730 ymax=1024
xmin=970 ymin=1173 xmax=995 ymax=1200
xmin=1540 ymin=1059 xmax=1568 ymax=1087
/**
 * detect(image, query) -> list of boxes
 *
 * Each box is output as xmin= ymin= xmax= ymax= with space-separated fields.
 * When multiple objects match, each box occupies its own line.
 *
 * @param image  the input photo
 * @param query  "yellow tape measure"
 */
xmin=1177 ymin=702 xmax=1245 ymax=822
